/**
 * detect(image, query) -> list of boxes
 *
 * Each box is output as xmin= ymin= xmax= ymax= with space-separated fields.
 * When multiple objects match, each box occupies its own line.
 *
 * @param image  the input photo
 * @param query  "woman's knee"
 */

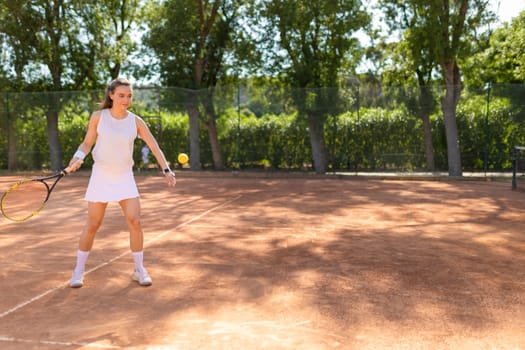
xmin=126 ymin=214 xmax=141 ymax=229
xmin=85 ymin=220 xmax=103 ymax=235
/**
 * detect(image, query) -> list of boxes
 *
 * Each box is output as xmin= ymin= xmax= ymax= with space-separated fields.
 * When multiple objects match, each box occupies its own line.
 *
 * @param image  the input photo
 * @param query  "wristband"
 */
xmin=73 ymin=150 xmax=86 ymax=160
xmin=163 ymin=168 xmax=171 ymax=174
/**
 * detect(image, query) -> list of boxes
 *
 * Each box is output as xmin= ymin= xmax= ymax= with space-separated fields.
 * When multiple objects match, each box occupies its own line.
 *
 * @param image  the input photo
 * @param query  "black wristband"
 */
xmin=163 ymin=168 xmax=171 ymax=173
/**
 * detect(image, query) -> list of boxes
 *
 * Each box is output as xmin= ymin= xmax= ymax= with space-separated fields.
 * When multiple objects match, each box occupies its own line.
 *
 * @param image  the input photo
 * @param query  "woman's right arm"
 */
xmin=67 ymin=111 xmax=100 ymax=172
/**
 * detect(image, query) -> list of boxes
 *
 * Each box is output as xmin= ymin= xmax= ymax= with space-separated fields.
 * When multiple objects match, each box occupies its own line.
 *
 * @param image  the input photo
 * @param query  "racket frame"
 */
xmin=1 ymin=169 xmax=69 ymax=222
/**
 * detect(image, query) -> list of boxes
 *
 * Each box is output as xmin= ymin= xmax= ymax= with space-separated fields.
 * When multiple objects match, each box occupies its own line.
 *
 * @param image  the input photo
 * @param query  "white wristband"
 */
xmin=73 ymin=150 xmax=86 ymax=160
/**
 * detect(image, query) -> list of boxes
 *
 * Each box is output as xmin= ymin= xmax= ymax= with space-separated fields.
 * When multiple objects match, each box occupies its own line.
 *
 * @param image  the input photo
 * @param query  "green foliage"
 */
xmin=136 ymin=112 xmax=189 ymax=168
xmin=0 ymin=0 xmax=143 ymax=91
xmin=223 ymin=112 xmax=310 ymax=169
xmin=2 ymin=85 xmax=525 ymax=173
xmin=463 ymin=11 xmax=525 ymax=86
xmin=10 ymin=111 xmax=49 ymax=170
xmin=340 ymin=107 xmax=424 ymax=171
xmin=144 ymin=0 xmax=242 ymax=88
xmin=256 ymin=0 xmax=369 ymax=87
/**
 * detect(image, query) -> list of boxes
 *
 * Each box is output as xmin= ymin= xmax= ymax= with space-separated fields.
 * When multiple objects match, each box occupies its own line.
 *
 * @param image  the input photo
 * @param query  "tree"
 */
xmin=383 ymin=40 xmax=438 ymax=171
xmin=253 ymin=0 xmax=369 ymax=174
xmin=0 ymin=0 xmax=67 ymax=170
xmin=0 ymin=1 xmax=38 ymax=170
xmin=378 ymin=4 xmax=440 ymax=171
xmin=463 ymin=11 xmax=525 ymax=86
xmin=68 ymin=0 xmax=143 ymax=87
xmin=0 ymin=0 xmax=143 ymax=170
xmin=145 ymin=0 xmax=245 ymax=170
xmin=379 ymin=0 xmax=496 ymax=176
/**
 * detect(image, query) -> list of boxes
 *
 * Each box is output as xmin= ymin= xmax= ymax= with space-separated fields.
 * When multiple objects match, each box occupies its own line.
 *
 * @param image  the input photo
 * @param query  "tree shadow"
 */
xmin=1 ymin=176 xmax=524 ymax=348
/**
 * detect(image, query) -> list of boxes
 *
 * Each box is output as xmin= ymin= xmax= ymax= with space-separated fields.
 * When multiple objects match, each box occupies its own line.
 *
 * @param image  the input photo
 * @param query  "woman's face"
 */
xmin=110 ymin=85 xmax=133 ymax=111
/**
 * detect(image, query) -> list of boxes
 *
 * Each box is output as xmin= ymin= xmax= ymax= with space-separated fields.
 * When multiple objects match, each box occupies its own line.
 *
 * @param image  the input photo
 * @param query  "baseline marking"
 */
xmin=0 ymin=336 xmax=121 ymax=349
xmin=0 ymin=195 xmax=242 ymax=320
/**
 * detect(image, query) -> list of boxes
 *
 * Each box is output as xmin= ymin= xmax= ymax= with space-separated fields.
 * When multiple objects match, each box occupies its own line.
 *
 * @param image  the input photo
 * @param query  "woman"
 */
xmin=67 ymin=77 xmax=176 ymax=288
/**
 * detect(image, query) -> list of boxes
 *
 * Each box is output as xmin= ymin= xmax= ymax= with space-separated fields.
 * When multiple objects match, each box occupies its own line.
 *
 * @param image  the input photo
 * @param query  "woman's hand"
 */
xmin=164 ymin=171 xmax=177 ymax=187
xmin=66 ymin=157 xmax=84 ymax=173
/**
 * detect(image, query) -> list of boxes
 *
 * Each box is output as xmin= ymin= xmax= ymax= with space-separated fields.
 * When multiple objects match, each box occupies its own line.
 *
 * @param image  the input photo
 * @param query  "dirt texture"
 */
xmin=0 ymin=173 xmax=524 ymax=349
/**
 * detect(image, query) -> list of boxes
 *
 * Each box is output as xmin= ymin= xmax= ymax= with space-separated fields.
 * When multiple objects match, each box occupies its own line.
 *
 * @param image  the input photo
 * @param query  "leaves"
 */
xmin=254 ymin=0 xmax=369 ymax=87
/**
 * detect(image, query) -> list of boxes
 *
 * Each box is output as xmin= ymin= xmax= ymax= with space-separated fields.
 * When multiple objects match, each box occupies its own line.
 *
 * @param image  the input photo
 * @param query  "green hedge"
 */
xmin=0 ymin=86 xmax=523 ymax=173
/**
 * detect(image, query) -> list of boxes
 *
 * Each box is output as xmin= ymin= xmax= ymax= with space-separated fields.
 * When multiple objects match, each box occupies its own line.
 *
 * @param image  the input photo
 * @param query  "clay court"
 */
xmin=1 ymin=172 xmax=525 ymax=349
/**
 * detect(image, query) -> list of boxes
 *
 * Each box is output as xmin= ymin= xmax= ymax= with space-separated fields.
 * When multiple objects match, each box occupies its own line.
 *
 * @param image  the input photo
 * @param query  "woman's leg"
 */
xmin=70 ymin=201 xmax=107 ymax=287
xmin=119 ymin=197 xmax=152 ymax=286
xmin=119 ymin=197 xmax=143 ymax=252
xmin=78 ymin=201 xmax=108 ymax=251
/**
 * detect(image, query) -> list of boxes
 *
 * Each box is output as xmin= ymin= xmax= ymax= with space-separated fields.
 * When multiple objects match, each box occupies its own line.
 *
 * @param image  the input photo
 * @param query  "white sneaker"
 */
xmin=132 ymin=268 xmax=152 ymax=286
xmin=69 ymin=269 xmax=84 ymax=288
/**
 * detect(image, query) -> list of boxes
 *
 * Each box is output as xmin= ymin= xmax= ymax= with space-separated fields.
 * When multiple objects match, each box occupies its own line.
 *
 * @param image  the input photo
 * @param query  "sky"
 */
xmin=491 ymin=0 xmax=525 ymax=23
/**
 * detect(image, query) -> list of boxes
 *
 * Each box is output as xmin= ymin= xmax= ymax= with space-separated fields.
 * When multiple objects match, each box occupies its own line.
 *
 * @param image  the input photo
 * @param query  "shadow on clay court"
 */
xmin=0 ymin=175 xmax=524 ymax=348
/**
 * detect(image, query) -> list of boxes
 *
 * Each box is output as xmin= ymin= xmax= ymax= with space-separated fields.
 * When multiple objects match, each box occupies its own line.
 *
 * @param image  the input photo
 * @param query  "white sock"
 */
xmin=132 ymin=251 xmax=145 ymax=272
xmin=74 ymin=250 xmax=90 ymax=272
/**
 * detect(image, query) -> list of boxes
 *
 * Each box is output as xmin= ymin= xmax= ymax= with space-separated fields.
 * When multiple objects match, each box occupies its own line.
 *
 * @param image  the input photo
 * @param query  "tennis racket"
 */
xmin=1 ymin=166 xmax=74 ymax=222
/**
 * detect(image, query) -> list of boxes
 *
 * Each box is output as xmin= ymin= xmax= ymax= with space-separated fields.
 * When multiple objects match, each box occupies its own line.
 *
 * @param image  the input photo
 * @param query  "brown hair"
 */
xmin=100 ymin=77 xmax=133 ymax=109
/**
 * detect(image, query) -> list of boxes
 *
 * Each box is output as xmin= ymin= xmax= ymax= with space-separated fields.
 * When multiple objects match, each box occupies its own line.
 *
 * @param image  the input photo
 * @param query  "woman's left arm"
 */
xmin=136 ymin=116 xmax=176 ymax=187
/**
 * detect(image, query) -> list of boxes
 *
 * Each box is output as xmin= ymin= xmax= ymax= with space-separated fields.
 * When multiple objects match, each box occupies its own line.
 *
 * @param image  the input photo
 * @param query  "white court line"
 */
xmin=188 ymin=224 xmax=296 ymax=230
xmin=187 ymin=223 xmax=356 ymax=231
xmin=0 ymin=195 xmax=242 ymax=320
xmin=0 ymin=336 xmax=121 ymax=349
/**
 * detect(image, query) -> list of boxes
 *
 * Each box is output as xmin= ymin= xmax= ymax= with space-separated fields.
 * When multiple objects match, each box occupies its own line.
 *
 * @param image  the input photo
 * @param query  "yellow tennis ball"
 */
xmin=178 ymin=153 xmax=189 ymax=164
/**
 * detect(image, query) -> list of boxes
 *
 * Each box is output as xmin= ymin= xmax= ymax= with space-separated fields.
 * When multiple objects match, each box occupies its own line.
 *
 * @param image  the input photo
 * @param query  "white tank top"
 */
xmin=92 ymin=108 xmax=137 ymax=172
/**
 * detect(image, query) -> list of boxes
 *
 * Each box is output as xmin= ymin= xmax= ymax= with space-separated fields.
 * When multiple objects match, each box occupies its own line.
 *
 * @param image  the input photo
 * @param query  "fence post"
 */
xmin=512 ymin=146 xmax=517 ymax=190
xmin=484 ymin=81 xmax=491 ymax=176
xmin=355 ymin=84 xmax=360 ymax=174
xmin=4 ymin=92 xmax=10 ymax=170
xmin=236 ymin=83 xmax=241 ymax=169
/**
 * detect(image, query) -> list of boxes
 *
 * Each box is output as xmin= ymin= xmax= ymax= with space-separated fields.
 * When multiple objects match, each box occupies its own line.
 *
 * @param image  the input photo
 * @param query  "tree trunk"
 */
xmin=186 ymin=97 xmax=201 ymax=170
xmin=202 ymin=92 xmax=223 ymax=170
xmin=441 ymin=60 xmax=462 ymax=177
xmin=205 ymin=117 xmax=223 ymax=170
xmin=307 ymin=113 xmax=328 ymax=174
xmin=110 ymin=63 xmax=121 ymax=80
xmin=46 ymin=109 xmax=62 ymax=171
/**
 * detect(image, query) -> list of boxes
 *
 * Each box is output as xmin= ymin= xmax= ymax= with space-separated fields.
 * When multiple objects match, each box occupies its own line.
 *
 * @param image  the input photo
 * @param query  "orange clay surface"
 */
xmin=0 ymin=171 xmax=524 ymax=349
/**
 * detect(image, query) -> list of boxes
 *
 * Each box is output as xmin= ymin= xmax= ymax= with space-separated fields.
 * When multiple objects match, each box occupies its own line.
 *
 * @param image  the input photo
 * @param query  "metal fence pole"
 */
xmin=484 ymin=81 xmax=491 ymax=176
xmin=512 ymin=146 xmax=517 ymax=190
xmin=4 ymin=92 xmax=10 ymax=170
xmin=236 ymin=83 xmax=241 ymax=169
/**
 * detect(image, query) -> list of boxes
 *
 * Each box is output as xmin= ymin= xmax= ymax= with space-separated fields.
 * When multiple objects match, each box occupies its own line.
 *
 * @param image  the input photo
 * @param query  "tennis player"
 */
xmin=66 ymin=77 xmax=176 ymax=288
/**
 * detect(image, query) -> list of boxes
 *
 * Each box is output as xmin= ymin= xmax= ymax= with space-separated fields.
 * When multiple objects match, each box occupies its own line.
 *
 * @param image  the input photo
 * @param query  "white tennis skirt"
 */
xmin=85 ymin=164 xmax=139 ymax=203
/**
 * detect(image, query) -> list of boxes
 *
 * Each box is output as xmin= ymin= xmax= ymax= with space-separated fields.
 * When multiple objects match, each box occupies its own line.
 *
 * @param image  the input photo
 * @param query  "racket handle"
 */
xmin=64 ymin=158 xmax=83 ymax=174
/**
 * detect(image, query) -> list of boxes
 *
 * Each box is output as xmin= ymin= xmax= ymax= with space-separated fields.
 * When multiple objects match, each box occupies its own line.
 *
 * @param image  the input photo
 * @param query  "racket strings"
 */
xmin=1 ymin=181 xmax=49 ymax=221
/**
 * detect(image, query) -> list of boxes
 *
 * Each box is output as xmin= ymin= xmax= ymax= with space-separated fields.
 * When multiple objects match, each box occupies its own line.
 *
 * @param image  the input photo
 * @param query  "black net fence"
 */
xmin=0 ymin=83 xmax=524 ymax=174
